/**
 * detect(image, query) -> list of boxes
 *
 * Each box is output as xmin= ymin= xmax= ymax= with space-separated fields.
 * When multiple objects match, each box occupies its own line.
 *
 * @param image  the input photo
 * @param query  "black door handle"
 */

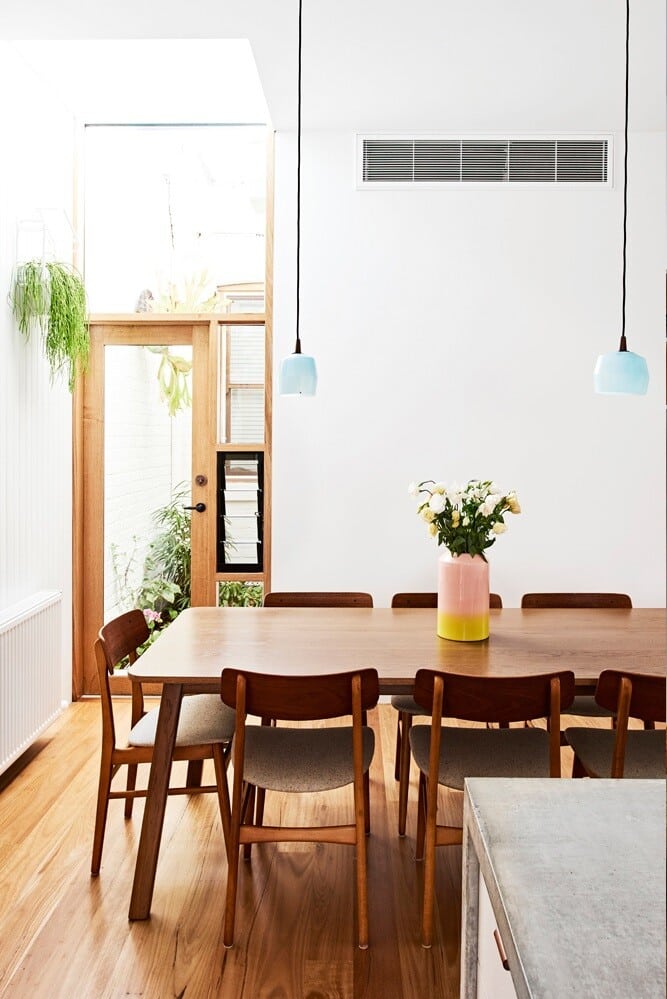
xmin=183 ymin=503 xmax=206 ymax=513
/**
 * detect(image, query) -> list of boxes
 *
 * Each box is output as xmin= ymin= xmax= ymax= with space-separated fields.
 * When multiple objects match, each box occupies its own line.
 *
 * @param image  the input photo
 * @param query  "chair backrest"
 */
xmin=95 ymin=610 xmax=149 ymax=746
xmin=413 ymin=669 xmax=576 ymax=724
xmin=263 ymin=591 xmax=373 ymax=608
xmin=521 ymin=592 xmax=632 ymax=609
xmin=221 ymin=668 xmax=380 ymax=721
xmin=596 ymin=670 xmax=666 ymax=723
xmin=391 ymin=592 xmax=502 ymax=609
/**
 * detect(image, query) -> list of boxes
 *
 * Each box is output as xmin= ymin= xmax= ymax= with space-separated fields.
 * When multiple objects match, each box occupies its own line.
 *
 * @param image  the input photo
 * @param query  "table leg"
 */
xmin=460 ymin=821 xmax=480 ymax=999
xmin=128 ymin=682 xmax=183 ymax=920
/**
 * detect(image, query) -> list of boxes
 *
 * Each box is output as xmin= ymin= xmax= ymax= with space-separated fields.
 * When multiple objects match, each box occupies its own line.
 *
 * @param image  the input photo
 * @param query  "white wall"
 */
xmin=0 ymin=42 xmax=75 ymax=701
xmin=271 ymin=127 xmax=666 ymax=606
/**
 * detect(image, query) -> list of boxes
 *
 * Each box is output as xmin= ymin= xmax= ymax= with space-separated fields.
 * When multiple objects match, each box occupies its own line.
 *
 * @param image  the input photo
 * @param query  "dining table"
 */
xmin=126 ymin=605 xmax=665 ymax=920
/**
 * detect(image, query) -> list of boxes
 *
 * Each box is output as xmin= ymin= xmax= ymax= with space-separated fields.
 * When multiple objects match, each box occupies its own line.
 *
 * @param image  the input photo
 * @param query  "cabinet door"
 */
xmin=476 ymin=870 xmax=517 ymax=998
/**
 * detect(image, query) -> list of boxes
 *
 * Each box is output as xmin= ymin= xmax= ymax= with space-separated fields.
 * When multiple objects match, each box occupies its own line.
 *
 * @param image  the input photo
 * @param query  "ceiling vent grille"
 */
xmin=359 ymin=137 xmax=610 ymax=187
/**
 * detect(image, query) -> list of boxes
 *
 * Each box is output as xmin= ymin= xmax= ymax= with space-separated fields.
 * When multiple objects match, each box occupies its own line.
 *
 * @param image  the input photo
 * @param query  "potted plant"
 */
xmin=11 ymin=260 xmax=90 ymax=391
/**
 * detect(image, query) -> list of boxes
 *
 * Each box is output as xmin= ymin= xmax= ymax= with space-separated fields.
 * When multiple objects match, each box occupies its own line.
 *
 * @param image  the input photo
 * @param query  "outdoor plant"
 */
xmin=409 ymin=479 xmax=521 ymax=557
xmin=11 ymin=260 xmax=89 ymax=391
xmin=218 ymin=581 xmax=263 ymax=607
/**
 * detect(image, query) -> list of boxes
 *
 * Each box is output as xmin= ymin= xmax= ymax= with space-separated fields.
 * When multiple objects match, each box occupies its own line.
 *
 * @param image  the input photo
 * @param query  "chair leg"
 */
xmin=242 ymin=784 xmax=256 ymax=861
xmin=255 ymin=787 xmax=266 ymax=828
xmin=415 ymin=771 xmax=427 ymax=861
xmin=223 ymin=814 xmax=241 ymax=948
xmin=394 ymin=713 xmax=402 ymax=781
xmin=358 ymin=770 xmax=369 ymax=836
xmin=91 ymin=756 xmax=113 ymax=876
xmin=212 ymin=743 xmax=232 ymax=856
xmin=398 ymin=713 xmax=412 ymax=837
xmin=354 ymin=775 xmax=370 ymax=949
xmin=572 ymin=754 xmax=588 ymax=778
xmin=421 ymin=777 xmax=438 ymax=948
xmin=124 ymin=764 xmax=138 ymax=819
xmin=186 ymin=759 xmax=204 ymax=788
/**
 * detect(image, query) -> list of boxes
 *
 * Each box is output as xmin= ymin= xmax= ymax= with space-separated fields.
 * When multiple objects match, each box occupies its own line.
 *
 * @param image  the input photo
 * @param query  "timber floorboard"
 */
xmin=0 ymin=699 xmax=621 ymax=999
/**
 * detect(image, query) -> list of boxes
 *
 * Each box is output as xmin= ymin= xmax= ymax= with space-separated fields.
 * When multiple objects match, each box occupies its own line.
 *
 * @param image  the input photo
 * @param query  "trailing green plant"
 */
xmin=11 ymin=260 xmax=89 ymax=391
xmin=146 ymin=346 xmax=192 ymax=416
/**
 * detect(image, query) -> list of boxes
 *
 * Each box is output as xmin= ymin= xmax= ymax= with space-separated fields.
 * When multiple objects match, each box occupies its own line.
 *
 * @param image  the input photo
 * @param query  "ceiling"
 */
xmin=0 ymin=0 xmax=663 ymax=132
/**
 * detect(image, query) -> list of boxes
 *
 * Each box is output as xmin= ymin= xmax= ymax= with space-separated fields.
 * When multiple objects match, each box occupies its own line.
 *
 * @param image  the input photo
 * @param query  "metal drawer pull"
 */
xmin=493 ymin=929 xmax=510 ymax=971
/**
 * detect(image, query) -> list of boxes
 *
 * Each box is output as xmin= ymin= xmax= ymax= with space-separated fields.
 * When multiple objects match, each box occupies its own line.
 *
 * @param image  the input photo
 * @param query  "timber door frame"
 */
xmin=73 ymin=314 xmax=271 ymax=698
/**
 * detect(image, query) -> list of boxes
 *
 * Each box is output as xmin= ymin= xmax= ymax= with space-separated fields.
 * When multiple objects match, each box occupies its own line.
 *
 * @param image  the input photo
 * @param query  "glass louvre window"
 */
xmin=219 ymin=324 xmax=265 ymax=443
xmin=217 ymin=452 xmax=263 ymax=571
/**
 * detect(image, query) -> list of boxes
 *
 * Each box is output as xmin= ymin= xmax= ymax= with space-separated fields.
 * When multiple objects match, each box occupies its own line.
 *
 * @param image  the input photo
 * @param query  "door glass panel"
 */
xmin=217 ymin=453 xmax=263 ymax=571
xmin=104 ymin=344 xmax=193 ymax=630
xmin=218 ymin=324 xmax=265 ymax=443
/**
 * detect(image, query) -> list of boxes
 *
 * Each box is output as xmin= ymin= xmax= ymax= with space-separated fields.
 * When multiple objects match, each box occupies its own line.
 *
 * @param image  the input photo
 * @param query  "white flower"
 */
xmin=408 ymin=481 xmax=420 ymax=497
xmin=429 ymin=493 xmax=447 ymax=514
xmin=492 ymin=521 xmax=507 ymax=534
xmin=462 ymin=515 xmax=470 ymax=527
xmin=432 ymin=482 xmax=446 ymax=494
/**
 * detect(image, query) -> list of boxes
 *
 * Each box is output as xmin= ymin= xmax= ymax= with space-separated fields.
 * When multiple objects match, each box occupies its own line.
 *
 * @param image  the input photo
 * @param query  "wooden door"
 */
xmin=74 ymin=314 xmax=268 ymax=696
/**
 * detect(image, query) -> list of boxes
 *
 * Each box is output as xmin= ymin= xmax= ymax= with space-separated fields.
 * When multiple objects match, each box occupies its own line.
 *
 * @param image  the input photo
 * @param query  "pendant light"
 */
xmin=279 ymin=0 xmax=318 ymax=396
xmin=594 ymin=0 xmax=649 ymax=395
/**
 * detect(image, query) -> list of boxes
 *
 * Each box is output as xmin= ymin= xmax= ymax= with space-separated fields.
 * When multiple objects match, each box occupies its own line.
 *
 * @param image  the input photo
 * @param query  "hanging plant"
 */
xmin=10 ymin=260 xmax=89 ymax=392
xmin=146 ymin=346 xmax=192 ymax=417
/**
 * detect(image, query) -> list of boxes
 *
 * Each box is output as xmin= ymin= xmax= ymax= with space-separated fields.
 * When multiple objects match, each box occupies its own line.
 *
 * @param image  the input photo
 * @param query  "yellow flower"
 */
xmin=429 ymin=523 xmax=438 ymax=536
xmin=492 ymin=522 xmax=507 ymax=534
xmin=508 ymin=494 xmax=521 ymax=514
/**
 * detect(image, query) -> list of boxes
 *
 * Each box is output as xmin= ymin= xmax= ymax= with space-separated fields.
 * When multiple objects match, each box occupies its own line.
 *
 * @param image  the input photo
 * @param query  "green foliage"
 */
xmin=146 ymin=346 xmax=192 ymax=417
xmin=111 ymin=486 xmax=263 ymax=656
xmin=11 ymin=260 xmax=89 ymax=392
xmin=218 ymin=581 xmax=263 ymax=607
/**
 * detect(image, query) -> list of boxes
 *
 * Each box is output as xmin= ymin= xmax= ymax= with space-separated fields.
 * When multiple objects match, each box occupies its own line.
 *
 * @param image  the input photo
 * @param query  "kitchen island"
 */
xmin=461 ymin=778 xmax=665 ymax=998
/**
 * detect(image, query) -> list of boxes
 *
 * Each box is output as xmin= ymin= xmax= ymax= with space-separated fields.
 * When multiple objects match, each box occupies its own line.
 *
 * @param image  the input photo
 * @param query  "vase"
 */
xmin=437 ymin=551 xmax=490 ymax=641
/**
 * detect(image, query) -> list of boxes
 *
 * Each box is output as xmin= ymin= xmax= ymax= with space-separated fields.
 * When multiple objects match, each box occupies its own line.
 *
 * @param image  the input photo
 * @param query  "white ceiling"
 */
xmin=1 ymin=0 xmax=663 ymax=133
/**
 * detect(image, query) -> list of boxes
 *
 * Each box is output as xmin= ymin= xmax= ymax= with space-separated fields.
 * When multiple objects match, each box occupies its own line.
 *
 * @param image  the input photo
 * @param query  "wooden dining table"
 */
xmin=126 ymin=605 xmax=665 ymax=920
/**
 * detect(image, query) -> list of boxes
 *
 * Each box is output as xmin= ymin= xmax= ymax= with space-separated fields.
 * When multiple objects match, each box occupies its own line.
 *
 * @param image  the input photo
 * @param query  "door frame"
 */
xmin=73 ymin=313 xmax=271 ymax=698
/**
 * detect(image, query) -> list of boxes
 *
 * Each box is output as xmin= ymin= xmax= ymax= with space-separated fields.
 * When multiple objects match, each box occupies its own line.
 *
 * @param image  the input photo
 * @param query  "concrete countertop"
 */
xmin=463 ymin=778 xmax=665 ymax=998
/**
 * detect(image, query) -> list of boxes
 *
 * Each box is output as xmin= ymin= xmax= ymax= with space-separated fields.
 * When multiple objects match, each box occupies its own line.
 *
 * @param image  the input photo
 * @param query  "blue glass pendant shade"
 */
xmin=594 ymin=347 xmax=649 ymax=395
xmin=279 ymin=352 xmax=317 ymax=395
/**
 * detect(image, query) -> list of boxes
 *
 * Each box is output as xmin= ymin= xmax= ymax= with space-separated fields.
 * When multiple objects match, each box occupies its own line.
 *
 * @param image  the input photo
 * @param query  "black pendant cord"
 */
xmin=294 ymin=0 xmax=303 ymax=355
xmin=619 ymin=0 xmax=629 ymax=352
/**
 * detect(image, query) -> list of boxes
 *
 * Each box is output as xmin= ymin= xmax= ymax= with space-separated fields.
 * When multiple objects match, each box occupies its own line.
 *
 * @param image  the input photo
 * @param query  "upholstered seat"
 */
xmin=409 ymin=725 xmax=552 ymax=791
xmin=130 ymin=693 xmax=236 ymax=748
xmin=242 ymin=725 xmax=374 ymax=792
xmin=564 ymin=695 xmax=613 ymax=719
xmin=565 ymin=729 xmax=664 ymax=779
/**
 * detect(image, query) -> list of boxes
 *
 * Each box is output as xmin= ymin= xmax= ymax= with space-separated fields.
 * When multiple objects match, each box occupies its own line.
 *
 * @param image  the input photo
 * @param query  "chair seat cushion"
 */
xmin=564 ymin=695 xmax=613 ymax=719
xmin=391 ymin=694 xmax=429 ymax=716
xmin=129 ymin=694 xmax=236 ymax=748
xmin=241 ymin=725 xmax=375 ymax=792
xmin=564 ymin=728 xmax=665 ymax=779
xmin=409 ymin=725 xmax=551 ymax=790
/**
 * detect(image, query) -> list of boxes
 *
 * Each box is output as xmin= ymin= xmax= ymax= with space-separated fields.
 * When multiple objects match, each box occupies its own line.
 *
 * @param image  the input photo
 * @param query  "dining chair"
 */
xmin=521 ymin=592 xmax=632 ymax=723
xmin=91 ymin=609 xmax=235 ymax=875
xmin=390 ymin=591 xmax=503 ymax=837
xmin=565 ymin=670 xmax=665 ymax=778
xmin=409 ymin=668 xmax=575 ymax=947
xmin=220 ymin=667 xmax=379 ymax=949
xmin=263 ymin=591 xmax=373 ymax=607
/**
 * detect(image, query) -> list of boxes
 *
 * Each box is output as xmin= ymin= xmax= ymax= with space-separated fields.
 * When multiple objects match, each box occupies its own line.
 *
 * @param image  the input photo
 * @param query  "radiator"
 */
xmin=0 ymin=590 xmax=63 ymax=776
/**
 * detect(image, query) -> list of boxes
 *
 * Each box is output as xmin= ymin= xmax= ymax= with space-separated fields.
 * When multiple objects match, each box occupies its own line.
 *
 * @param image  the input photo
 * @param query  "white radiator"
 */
xmin=0 ymin=590 xmax=63 ymax=776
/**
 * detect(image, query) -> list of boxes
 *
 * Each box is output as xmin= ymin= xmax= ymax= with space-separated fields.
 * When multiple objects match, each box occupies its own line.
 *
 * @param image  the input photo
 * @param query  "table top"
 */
xmin=463 ymin=778 xmax=666 ymax=998
xmin=127 ymin=606 xmax=665 ymax=693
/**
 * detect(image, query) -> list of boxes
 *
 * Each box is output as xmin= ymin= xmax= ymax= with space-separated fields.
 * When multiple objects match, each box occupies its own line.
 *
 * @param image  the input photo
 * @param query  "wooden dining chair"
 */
xmin=220 ymin=668 xmax=379 ymax=949
xmin=565 ymin=670 xmax=665 ymax=778
xmin=91 ymin=609 xmax=235 ymax=875
xmin=390 ymin=591 xmax=503 ymax=837
xmin=521 ymin=592 xmax=632 ymax=724
xmin=263 ymin=591 xmax=373 ymax=607
xmin=409 ymin=668 xmax=575 ymax=947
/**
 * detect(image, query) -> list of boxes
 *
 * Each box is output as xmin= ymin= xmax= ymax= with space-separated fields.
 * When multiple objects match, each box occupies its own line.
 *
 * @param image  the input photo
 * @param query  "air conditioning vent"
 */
xmin=359 ymin=136 xmax=610 ymax=187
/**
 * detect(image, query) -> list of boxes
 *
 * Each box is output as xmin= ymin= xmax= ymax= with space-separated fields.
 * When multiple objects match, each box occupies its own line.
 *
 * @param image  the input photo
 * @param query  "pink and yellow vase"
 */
xmin=437 ymin=552 xmax=489 ymax=641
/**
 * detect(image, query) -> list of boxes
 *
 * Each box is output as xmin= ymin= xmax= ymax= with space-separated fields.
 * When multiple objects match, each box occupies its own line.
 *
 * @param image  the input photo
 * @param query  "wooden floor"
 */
xmin=0 ymin=700 xmax=611 ymax=999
